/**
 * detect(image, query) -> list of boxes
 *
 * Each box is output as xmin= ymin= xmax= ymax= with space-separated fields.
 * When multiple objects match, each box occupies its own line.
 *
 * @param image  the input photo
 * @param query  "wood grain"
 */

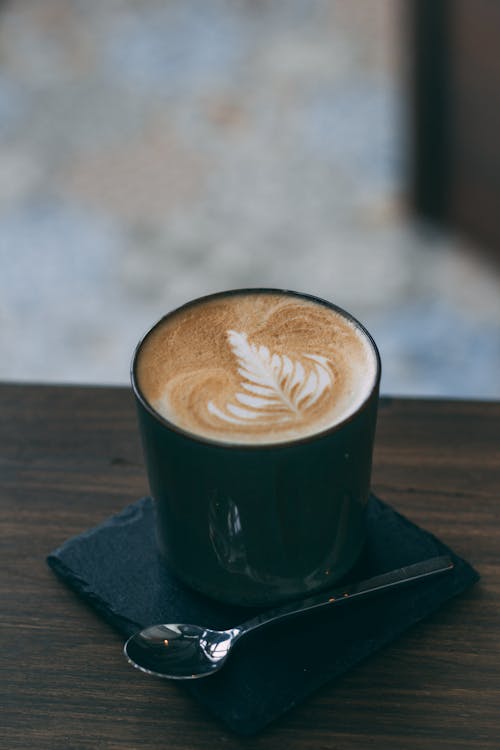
xmin=1 ymin=384 xmax=499 ymax=748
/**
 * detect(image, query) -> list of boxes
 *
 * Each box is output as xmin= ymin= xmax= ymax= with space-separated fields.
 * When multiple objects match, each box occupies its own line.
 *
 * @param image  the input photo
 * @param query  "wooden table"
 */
xmin=1 ymin=384 xmax=499 ymax=749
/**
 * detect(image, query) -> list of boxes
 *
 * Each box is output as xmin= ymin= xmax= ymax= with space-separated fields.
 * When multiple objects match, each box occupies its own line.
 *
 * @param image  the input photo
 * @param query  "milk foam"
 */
xmin=207 ymin=330 xmax=334 ymax=426
xmin=135 ymin=292 xmax=378 ymax=444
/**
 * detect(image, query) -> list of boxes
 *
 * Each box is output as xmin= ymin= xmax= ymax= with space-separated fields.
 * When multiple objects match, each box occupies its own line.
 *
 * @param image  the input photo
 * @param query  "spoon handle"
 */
xmin=233 ymin=555 xmax=454 ymax=640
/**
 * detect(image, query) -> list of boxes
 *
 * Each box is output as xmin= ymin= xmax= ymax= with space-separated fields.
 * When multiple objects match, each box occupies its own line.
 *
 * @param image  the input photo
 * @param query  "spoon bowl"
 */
xmin=125 ymin=623 xmax=235 ymax=679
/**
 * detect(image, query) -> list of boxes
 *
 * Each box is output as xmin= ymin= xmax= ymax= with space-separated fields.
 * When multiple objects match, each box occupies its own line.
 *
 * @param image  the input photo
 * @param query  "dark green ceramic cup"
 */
xmin=131 ymin=289 xmax=381 ymax=606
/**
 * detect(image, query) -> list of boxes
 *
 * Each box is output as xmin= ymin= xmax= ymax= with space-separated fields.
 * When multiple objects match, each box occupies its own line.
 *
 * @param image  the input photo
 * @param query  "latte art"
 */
xmin=207 ymin=330 xmax=333 ymax=426
xmin=135 ymin=291 xmax=378 ymax=444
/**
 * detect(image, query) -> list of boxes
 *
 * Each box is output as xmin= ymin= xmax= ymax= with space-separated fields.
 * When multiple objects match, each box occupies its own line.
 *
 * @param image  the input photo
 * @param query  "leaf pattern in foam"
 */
xmin=207 ymin=330 xmax=333 ymax=425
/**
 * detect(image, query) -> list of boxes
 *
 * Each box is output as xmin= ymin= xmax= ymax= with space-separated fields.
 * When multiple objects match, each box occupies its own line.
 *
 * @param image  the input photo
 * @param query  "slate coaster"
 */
xmin=47 ymin=495 xmax=479 ymax=735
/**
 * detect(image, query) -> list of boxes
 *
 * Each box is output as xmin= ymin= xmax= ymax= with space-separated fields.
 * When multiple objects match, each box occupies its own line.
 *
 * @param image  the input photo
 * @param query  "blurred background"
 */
xmin=1 ymin=0 xmax=499 ymax=397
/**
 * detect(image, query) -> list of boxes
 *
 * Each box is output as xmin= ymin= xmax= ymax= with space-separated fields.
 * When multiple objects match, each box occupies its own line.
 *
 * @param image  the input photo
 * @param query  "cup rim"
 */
xmin=131 ymin=288 xmax=381 ymax=450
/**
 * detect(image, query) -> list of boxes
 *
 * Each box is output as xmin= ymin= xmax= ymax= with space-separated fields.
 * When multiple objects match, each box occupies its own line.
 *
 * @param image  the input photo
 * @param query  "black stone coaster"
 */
xmin=47 ymin=495 xmax=479 ymax=735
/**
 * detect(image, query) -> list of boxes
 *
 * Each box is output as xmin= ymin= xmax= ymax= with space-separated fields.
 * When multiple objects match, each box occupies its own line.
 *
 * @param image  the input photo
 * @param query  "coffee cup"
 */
xmin=131 ymin=289 xmax=381 ymax=606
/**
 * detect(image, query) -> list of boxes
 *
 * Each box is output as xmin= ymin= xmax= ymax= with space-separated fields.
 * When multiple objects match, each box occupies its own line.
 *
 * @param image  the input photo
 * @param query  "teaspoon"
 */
xmin=124 ymin=555 xmax=453 ymax=680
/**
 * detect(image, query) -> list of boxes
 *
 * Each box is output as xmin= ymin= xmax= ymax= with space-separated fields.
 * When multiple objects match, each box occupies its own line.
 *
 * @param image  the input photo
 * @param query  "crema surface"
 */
xmin=136 ymin=292 xmax=378 ymax=444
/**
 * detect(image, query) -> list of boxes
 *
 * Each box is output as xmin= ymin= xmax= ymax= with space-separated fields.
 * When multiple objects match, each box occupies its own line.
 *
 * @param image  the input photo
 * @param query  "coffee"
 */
xmin=136 ymin=291 xmax=378 ymax=445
